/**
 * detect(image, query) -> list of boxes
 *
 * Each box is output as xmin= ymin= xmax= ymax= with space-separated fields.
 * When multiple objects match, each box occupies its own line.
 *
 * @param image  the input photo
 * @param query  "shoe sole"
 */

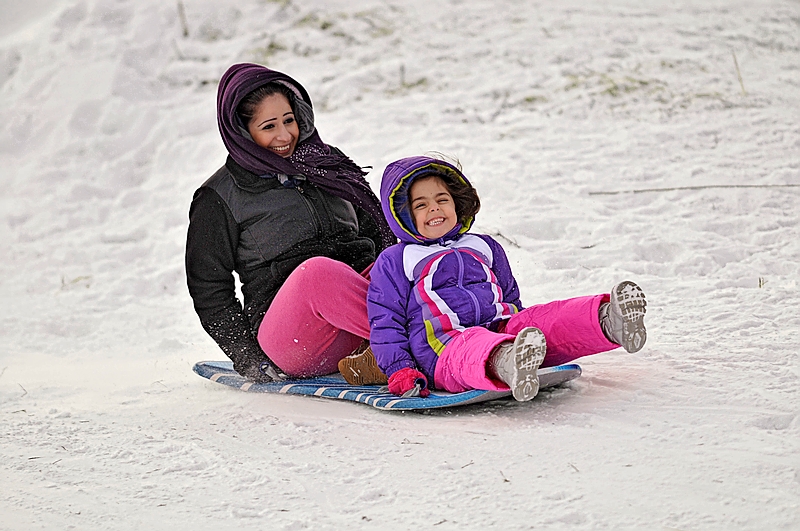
xmin=511 ymin=327 xmax=547 ymax=402
xmin=610 ymin=281 xmax=647 ymax=353
xmin=338 ymin=350 xmax=388 ymax=386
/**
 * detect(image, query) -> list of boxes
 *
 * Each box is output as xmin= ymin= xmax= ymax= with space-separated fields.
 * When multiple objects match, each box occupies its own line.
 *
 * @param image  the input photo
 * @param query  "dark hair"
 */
xmin=408 ymin=169 xmax=481 ymax=226
xmin=236 ymin=82 xmax=296 ymax=126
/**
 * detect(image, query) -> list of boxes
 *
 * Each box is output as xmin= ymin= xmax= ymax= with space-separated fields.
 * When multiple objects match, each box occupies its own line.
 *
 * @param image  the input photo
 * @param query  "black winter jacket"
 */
xmin=185 ymin=156 xmax=383 ymax=380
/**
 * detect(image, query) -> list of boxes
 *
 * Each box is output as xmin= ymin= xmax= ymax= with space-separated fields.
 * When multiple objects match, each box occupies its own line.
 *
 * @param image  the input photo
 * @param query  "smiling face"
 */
xmin=246 ymin=93 xmax=299 ymax=157
xmin=409 ymin=176 xmax=458 ymax=240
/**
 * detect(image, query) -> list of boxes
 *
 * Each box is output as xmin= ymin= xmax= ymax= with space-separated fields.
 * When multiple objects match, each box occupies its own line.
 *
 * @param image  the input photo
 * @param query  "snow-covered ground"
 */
xmin=1 ymin=0 xmax=798 ymax=529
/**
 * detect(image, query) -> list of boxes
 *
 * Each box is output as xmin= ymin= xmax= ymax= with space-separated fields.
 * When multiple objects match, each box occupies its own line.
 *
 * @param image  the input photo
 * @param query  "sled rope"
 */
xmin=589 ymin=184 xmax=800 ymax=196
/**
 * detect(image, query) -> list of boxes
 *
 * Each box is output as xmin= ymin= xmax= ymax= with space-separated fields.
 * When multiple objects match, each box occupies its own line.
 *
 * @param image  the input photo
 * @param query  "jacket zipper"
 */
xmin=454 ymin=249 xmax=481 ymax=324
xmin=295 ymin=184 xmax=322 ymax=237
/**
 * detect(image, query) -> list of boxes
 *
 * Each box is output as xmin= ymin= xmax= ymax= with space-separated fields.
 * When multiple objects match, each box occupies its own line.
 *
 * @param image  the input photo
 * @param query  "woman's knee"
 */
xmin=288 ymin=256 xmax=359 ymax=290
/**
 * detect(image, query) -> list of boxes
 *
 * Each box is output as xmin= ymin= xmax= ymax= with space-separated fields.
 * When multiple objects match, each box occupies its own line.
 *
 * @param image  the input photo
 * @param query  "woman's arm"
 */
xmin=366 ymin=248 xmax=418 ymax=377
xmin=355 ymin=205 xmax=386 ymax=256
xmin=185 ymin=187 xmax=278 ymax=381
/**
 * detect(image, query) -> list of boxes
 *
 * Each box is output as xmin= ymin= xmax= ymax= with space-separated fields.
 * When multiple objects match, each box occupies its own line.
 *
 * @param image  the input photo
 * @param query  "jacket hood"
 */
xmin=380 ymin=156 xmax=475 ymax=244
xmin=216 ymin=63 xmax=396 ymax=249
xmin=217 ymin=63 xmax=320 ymax=177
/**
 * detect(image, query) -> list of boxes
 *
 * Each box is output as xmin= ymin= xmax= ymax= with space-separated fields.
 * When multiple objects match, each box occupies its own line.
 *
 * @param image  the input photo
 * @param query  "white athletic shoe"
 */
xmin=600 ymin=280 xmax=648 ymax=353
xmin=489 ymin=327 xmax=547 ymax=402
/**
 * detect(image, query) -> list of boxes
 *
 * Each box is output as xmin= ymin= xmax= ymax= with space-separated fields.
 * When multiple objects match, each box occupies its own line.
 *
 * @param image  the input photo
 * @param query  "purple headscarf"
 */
xmin=217 ymin=63 xmax=395 ymax=248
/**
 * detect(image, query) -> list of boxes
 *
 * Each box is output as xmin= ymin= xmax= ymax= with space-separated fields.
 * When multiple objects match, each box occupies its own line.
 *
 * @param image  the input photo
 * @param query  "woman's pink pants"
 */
xmin=257 ymin=257 xmax=370 ymax=377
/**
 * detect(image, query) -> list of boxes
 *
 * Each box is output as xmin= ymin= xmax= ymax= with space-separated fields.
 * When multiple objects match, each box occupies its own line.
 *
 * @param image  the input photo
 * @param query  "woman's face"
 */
xmin=246 ymin=93 xmax=299 ymax=157
xmin=409 ymin=176 xmax=458 ymax=240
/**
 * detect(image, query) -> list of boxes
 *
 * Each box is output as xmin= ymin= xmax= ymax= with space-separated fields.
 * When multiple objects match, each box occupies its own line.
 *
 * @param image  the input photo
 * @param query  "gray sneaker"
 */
xmin=489 ymin=327 xmax=547 ymax=402
xmin=600 ymin=280 xmax=647 ymax=353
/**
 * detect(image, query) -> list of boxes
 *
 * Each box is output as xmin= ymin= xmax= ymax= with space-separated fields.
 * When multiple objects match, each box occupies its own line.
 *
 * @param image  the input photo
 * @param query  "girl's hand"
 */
xmin=388 ymin=368 xmax=430 ymax=397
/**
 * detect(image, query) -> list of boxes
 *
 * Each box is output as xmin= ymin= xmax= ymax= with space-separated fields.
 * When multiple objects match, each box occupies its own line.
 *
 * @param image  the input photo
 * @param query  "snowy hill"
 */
xmin=1 ymin=1 xmax=798 ymax=529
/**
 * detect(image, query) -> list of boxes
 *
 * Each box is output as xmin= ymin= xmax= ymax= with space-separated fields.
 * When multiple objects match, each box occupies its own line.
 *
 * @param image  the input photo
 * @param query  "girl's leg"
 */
xmin=257 ymin=257 xmax=370 ymax=377
xmin=433 ymin=327 xmax=514 ymax=393
xmin=504 ymin=294 xmax=617 ymax=367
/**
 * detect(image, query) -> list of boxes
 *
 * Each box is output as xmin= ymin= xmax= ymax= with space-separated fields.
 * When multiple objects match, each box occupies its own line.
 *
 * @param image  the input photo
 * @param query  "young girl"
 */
xmin=366 ymin=156 xmax=647 ymax=401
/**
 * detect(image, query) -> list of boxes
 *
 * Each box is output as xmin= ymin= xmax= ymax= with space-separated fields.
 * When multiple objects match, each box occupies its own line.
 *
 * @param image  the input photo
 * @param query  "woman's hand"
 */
xmin=387 ymin=368 xmax=430 ymax=397
xmin=234 ymin=358 xmax=283 ymax=383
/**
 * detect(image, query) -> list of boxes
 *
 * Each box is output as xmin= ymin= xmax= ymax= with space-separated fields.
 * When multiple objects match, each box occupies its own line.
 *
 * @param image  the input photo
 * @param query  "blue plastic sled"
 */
xmin=193 ymin=360 xmax=581 ymax=411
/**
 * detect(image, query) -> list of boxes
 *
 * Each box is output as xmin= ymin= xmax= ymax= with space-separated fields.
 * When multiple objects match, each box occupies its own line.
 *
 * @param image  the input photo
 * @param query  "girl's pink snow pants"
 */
xmin=257 ymin=257 xmax=370 ymax=377
xmin=434 ymin=294 xmax=617 ymax=393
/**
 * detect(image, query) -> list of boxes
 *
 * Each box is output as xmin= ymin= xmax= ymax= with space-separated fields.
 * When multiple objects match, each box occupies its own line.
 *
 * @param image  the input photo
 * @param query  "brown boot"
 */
xmin=338 ymin=341 xmax=388 ymax=385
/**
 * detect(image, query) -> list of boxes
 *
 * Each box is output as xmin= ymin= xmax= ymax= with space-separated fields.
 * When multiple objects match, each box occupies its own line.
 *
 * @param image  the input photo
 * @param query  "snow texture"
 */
xmin=1 ymin=0 xmax=799 ymax=529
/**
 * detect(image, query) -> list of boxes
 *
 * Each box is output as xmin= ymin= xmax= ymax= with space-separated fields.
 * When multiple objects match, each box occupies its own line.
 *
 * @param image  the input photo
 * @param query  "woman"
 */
xmin=185 ymin=63 xmax=394 ymax=382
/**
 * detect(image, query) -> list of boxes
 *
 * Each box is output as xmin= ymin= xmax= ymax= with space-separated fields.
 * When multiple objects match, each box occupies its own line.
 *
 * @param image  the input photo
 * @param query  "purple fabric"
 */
xmin=216 ymin=63 xmax=394 ymax=248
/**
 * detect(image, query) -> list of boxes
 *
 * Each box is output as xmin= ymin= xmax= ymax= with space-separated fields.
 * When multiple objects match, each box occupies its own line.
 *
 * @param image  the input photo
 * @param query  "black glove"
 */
xmin=200 ymin=307 xmax=285 ymax=383
xmin=235 ymin=357 xmax=283 ymax=383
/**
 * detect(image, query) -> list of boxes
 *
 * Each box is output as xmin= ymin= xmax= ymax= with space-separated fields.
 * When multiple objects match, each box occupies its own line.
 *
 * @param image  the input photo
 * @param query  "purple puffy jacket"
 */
xmin=367 ymin=156 xmax=522 ymax=383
